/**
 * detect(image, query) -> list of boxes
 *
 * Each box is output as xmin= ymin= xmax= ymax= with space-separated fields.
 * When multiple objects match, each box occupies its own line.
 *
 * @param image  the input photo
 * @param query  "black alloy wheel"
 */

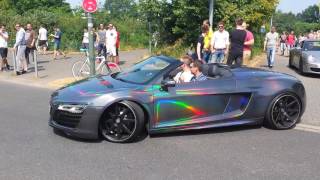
xmin=266 ymin=93 xmax=302 ymax=129
xmin=99 ymin=101 xmax=145 ymax=143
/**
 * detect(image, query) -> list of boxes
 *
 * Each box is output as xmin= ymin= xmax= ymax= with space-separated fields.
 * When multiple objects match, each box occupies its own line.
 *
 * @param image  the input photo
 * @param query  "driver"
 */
xmin=174 ymin=55 xmax=194 ymax=83
xmin=190 ymin=60 xmax=207 ymax=82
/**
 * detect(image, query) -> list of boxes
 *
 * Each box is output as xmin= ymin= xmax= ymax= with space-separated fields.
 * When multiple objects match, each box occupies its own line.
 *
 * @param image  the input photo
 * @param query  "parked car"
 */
xmin=289 ymin=40 xmax=320 ymax=74
xmin=50 ymin=56 xmax=306 ymax=143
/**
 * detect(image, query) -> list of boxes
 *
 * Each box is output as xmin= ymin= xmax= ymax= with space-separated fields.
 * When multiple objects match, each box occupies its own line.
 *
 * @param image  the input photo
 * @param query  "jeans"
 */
xmin=203 ymin=51 xmax=211 ymax=63
xmin=267 ymin=47 xmax=276 ymax=67
xmin=210 ymin=50 xmax=225 ymax=63
xmin=97 ymin=43 xmax=106 ymax=57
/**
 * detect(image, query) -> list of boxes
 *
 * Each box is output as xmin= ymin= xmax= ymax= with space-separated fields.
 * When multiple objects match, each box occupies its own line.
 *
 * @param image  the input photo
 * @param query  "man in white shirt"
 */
xmin=174 ymin=56 xmax=194 ymax=83
xmin=38 ymin=25 xmax=48 ymax=55
xmin=264 ymin=26 xmax=279 ymax=68
xmin=210 ymin=22 xmax=229 ymax=63
xmin=14 ymin=24 xmax=28 ymax=75
xmin=0 ymin=25 xmax=10 ymax=71
xmin=105 ymin=23 xmax=117 ymax=62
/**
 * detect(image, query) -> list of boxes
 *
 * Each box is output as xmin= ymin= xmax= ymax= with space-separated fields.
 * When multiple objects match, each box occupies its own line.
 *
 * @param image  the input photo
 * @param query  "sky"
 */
xmin=66 ymin=0 xmax=319 ymax=14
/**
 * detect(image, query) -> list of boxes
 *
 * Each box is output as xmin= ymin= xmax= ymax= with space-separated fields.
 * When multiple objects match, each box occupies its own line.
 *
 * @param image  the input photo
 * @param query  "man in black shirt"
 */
xmin=197 ymin=25 xmax=209 ymax=62
xmin=227 ymin=18 xmax=247 ymax=67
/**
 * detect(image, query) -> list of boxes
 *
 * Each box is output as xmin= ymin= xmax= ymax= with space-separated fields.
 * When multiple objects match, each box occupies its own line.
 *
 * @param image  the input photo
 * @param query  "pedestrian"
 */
xmin=279 ymin=31 xmax=287 ymax=56
xmin=38 ymin=25 xmax=48 ymax=55
xmin=50 ymin=27 xmax=66 ymax=60
xmin=196 ymin=25 xmax=209 ymax=63
xmin=227 ymin=18 xmax=247 ymax=67
xmin=25 ymin=23 xmax=36 ymax=64
xmin=14 ymin=24 xmax=28 ymax=75
xmin=202 ymin=20 xmax=213 ymax=63
xmin=105 ymin=23 xmax=117 ymax=63
xmin=308 ymin=30 xmax=315 ymax=39
xmin=242 ymin=22 xmax=254 ymax=65
xmin=97 ymin=24 xmax=107 ymax=57
xmin=210 ymin=21 xmax=229 ymax=63
xmin=287 ymin=31 xmax=296 ymax=51
xmin=82 ymin=28 xmax=89 ymax=50
xmin=114 ymin=25 xmax=120 ymax=64
xmin=0 ymin=25 xmax=10 ymax=71
xmin=264 ymin=26 xmax=279 ymax=68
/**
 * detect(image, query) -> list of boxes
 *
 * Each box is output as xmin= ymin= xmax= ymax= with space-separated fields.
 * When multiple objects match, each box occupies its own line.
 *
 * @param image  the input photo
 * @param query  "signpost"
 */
xmin=82 ymin=0 xmax=97 ymax=76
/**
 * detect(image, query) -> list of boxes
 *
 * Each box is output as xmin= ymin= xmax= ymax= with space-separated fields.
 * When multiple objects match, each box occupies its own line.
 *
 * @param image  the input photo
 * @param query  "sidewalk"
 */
xmin=0 ymin=49 xmax=149 ymax=90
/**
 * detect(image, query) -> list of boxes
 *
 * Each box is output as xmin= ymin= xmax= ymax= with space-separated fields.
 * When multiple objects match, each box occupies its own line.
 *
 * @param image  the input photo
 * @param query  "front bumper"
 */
xmin=49 ymin=105 xmax=104 ymax=139
xmin=303 ymin=62 xmax=320 ymax=74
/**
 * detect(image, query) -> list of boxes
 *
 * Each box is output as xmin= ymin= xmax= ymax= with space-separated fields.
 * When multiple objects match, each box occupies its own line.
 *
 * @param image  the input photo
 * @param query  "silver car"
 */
xmin=289 ymin=40 xmax=320 ymax=75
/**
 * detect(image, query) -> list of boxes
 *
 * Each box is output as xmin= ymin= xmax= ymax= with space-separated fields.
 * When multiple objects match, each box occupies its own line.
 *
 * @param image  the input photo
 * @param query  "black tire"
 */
xmin=298 ymin=59 xmax=304 ymax=75
xmin=288 ymin=53 xmax=293 ymax=68
xmin=265 ymin=92 xmax=302 ymax=130
xmin=99 ymin=101 xmax=145 ymax=143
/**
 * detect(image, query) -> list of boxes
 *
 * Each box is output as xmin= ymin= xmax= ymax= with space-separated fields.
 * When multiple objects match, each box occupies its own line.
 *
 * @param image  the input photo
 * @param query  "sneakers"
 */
xmin=16 ymin=71 xmax=22 ymax=76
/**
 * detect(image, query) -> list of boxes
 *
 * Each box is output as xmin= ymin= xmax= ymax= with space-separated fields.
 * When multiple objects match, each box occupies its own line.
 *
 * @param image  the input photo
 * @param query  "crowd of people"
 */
xmin=195 ymin=18 xmax=255 ymax=68
xmin=0 ymin=23 xmax=66 ymax=75
xmin=81 ymin=23 xmax=120 ymax=64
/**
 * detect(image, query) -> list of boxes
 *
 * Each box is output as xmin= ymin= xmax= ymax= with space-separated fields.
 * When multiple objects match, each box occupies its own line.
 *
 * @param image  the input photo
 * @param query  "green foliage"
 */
xmin=297 ymin=5 xmax=320 ymax=23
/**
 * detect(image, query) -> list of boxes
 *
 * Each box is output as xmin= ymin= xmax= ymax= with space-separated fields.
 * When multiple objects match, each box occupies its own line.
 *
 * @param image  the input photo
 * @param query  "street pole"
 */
xmin=209 ymin=0 xmax=214 ymax=26
xmin=88 ymin=13 xmax=95 ymax=76
xmin=270 ymin=15 xmax=273 ymax=29
xmin=148 ymin=21 xmax=152 ymax=55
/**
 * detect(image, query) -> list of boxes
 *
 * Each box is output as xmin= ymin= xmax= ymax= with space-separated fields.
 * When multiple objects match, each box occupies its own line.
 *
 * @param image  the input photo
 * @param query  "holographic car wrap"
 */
xmin=49 ymin=56 xmax=306 ymax=139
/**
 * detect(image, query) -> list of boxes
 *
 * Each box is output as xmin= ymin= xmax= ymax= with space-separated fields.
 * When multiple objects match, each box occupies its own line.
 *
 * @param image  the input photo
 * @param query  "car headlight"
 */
xmin=307 ymin=55 xmax=316 ymax=63
xmin=58 ymin=104 xmax=87 ymax=114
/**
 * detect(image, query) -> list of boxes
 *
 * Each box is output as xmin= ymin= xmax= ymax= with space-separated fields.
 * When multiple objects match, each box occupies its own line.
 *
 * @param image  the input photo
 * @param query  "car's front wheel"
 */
xmin=265 ymin=92 xmax=302 ymax=130
xmin=99 ymin=101 xmax=145 ymax=143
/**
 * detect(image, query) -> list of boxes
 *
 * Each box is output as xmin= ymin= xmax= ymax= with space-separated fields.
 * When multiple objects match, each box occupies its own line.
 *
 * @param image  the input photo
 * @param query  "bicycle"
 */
xmin=72 ymin=48 xmax=121 ymax=80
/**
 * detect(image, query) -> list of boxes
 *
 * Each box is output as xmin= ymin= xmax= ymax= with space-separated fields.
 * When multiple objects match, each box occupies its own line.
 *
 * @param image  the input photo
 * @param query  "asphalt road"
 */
xmin=0 ymin=81 xmax=320 ymax=180
xmin=258 ymin=54 xmax=320 ymax=126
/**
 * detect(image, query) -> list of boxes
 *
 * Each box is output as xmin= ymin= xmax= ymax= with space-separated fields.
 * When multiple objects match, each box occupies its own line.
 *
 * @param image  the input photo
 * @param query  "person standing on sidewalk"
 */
xmin=242 ymin=22 xmax=254 ymax=66
xmin=82 ymin=28 xmax=89 ymax=49
xmin=114 ymin=26 xmax=120 ymax=65
xmin=105 ymin=23 xmax=117 ymax=63
xmin=14 ymin=24 xmax=27 ymax=75
xmin=279 ymin=31 xmax=287 ymax=56
xmin=25 ymin=23 xmax=36 ymax=64
xmin=202 ymin=20 xmax=213 ymax=63
xmin=227 ymin=18 xmax=247 ymax=67
xmin=97 ymin=24 xmax=107 ymax=57
xmin=50 ymin=27 xmax=66 ymax=60
xmin=264 ymin=26 xmax=279 ymax=68
xmin=38 ymin=25 xmax=48 ymax=55
xmin=210 ymin=21 xmax=229 ymax=63
xmin=197 ymin=25 xmax=209 ymax=63
xmin=0 ymin=25 xmax=10 ymax=71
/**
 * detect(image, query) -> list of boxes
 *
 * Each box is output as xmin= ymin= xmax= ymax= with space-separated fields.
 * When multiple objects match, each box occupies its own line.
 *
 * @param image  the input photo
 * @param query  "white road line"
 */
xmin=295 ymin=124 xmax=320 ymax=134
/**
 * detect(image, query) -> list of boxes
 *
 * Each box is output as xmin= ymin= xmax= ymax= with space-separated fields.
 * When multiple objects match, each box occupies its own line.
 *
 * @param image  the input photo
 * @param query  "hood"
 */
xmin=51 ymin=75 xmax=136 ymax=103
xmin=303 ymin=51 xmax=320 ymax=59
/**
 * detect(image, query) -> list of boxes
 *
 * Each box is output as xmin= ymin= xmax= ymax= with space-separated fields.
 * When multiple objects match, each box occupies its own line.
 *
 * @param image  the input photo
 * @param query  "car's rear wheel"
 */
xmin=265 ymin=92 xmax=302 ymax=130
xmin=299 ymin=59 xmax=304 ymax=75
xmin=288 ymin=53 xmax=293 ymax=68
xmin=99 ymin=101 xmax=145 ymax=143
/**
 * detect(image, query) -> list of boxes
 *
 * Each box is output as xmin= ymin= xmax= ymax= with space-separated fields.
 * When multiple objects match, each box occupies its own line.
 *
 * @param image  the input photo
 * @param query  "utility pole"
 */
xmin=209 ymin=0 xmax=214 ymax=26
xmin=88 ymin=13 xmax=95 ymax=76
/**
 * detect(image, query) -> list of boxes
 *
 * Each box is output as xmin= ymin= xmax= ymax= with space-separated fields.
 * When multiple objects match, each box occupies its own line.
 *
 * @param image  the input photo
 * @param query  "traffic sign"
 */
xmin=82 ymin=0 xmax=98 ymax=13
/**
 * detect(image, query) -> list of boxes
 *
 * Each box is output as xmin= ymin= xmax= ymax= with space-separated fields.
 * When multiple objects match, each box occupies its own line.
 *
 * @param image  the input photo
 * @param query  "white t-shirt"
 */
xmin=82 ymin=32 xmax=89 ymax=43
xmin=106 ymin=29 xmax=117 ymax=46
xmin=0 ymin=31 xmax=8 ymax=48
xmin=174 ymin=70 xmax=194 ymax=83
xmin=38 ymin=27 xmax=48 ymax=41
xmin=212 ymin=30 xmax=229 ymax=49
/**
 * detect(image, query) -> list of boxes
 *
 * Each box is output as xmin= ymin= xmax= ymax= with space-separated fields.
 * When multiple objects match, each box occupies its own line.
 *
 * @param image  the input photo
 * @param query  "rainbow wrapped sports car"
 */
xmin=49 ymin=56 xmax=306 ymax=143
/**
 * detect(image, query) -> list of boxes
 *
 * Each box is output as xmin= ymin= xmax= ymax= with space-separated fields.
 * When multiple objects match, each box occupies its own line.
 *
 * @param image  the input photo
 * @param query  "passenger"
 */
xmin=174 ymin=55 xmax=194 ymax=83
xmin=190 ymin=60 xmax=207 ymax=82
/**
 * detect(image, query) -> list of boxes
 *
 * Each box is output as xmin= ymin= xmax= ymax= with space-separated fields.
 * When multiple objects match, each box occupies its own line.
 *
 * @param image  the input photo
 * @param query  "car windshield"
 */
xmin=304 ymin=41 xmax=320 ymax=51
xmin=114 ymin=57 xmax=171 ymax=84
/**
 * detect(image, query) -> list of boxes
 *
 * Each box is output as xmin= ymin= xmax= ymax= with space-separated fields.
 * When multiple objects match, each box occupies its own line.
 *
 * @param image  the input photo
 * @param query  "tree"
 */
xmin=297 ymin=5 xmax=320 ymax=23
xmin=11 ymin=0 xmax=71 ymax=13
xmin=104 ymin=0 xmax=138 ymax=18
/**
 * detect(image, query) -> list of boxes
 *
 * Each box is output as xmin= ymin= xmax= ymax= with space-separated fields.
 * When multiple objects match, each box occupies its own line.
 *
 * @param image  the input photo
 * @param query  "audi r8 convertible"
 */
xmin=289 ymin=40 xmax=320 ymax=74
xmin=49 ymin=56 xmax=306 ymax=143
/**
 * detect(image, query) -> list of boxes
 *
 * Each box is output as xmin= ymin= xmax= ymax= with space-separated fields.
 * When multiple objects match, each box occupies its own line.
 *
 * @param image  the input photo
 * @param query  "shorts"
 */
xmin=107 ymin=45 xmax=116 ymax=56
xmin=54 ymin=41 xmax=61 ymax=50
xmin=38 ymin=40 xmax=47 ymax=47
xmin=0 ymin=48 xmax=8 ymax=59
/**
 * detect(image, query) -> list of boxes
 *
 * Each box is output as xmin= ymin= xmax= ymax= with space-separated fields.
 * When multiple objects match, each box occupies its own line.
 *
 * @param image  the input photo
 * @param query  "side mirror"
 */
xmin=161 ymin=79 xmax=176 ymax=91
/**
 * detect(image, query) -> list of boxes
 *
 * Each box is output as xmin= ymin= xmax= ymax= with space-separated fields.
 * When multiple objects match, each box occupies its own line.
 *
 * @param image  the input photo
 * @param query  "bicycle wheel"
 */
xmin=72 ymin=60 xmax=90 ymax=80
xmin=101 ymin=62 xmax=121 ymax=75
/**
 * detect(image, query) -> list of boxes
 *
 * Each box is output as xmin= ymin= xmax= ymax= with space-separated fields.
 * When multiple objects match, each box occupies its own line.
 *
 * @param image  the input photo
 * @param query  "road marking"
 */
xmin=295 ymin=124 xmax=320 ymax=134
